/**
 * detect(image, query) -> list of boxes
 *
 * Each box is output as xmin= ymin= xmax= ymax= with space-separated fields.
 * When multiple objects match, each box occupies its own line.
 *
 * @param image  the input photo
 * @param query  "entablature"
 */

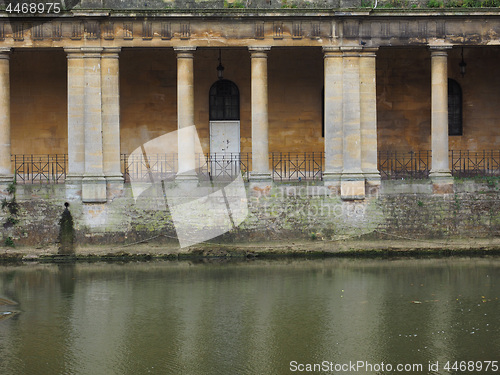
xmin=1 ymin=11 xmax=500 ymax=47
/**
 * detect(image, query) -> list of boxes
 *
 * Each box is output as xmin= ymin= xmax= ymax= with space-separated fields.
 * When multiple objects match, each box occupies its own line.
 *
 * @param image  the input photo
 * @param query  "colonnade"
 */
xmin=0 ymin=45 xmax=453 ymax=201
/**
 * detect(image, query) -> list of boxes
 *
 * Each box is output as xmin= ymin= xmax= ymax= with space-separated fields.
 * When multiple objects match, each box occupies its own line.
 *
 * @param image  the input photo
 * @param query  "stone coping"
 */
xmin=2 ymin=238 xmax=500 ymax=262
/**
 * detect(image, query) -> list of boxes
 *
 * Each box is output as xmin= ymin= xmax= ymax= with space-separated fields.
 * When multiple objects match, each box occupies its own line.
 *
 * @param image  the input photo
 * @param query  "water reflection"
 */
xmin=0 ymin=257 xmax=498 ymax=375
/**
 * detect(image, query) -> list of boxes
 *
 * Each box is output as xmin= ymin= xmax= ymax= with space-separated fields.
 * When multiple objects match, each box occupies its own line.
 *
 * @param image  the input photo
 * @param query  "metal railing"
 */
xmin=121 ymin=153 xmax=251 ymax=182
xmin=379 ymin=150 xmax=500 ymax=179
xmin=378 ymin=150 xmax=432 ymax=180
xmin=12 ymin=154 xmax=67 ymax=184
xmin=122 ymin=152 xmax=322 ymax=182
xmin=11 ymin=150 xmax=500 ymax=184
xmin=200 ymin=153 xmax=251 ymax=181
xmin=450 ymin=150 xmax=500 ymax=177
xmin=271 ymin=152 xmax=324 ymax=181
xmin=122 ymin=153 xmax=178 ymax=183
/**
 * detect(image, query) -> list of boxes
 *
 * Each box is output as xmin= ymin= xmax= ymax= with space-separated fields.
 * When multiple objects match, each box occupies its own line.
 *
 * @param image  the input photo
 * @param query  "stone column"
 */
xmin=360 ymin=48 xmax=380 ymax=190
xmin=0 ymin=47 xmax=12 ymax=187
xmin=249 ymin=47 xmax=271 ymax=181
xmin=82 ymin=47 xmax=106 ymax=202
xmin=430 ymin=47 xmax=453 ymax=191
xmin=65 ymin=48 xmax=85 ymax=199
xmin=101 ymin=47 xmax=123 ymax=198
xmin=341 ymin=47 xmax=365 ymax=200
xmin=175 ymin=47 xmax=197 ymax=180
xmin=322 ymin=47 xmax=343 ymax=193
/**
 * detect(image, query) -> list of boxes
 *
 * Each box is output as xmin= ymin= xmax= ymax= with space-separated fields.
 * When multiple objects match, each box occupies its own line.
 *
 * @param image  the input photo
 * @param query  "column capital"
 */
xmin=102 ymin=47 xmax=121 ymax=59
xmin=174 ymin=46 xmax=196 ymax=58
xmin=322 ymin=46 xmax=340 ymax=52
xmin=249 ymin=46 xmax=271 ymax=58
xmin=360 ymin=47 xmax=379 ymax=58
xmin=429 ymin=45 xmax=453 ymax=55
xmin=0 ymin=47 xmax=11 ymax=59
xmin=64 ymin=47 xmax=83 ymax=59
xmin=81 ymin=47 xmax=103 ymax=58
xmin=323 ymin=46 xmax=342 ymax=58
xmin=249 ymin=46 xmax=271 ymax=52
xmin=341 ymin=46 xmax=362 ymax=58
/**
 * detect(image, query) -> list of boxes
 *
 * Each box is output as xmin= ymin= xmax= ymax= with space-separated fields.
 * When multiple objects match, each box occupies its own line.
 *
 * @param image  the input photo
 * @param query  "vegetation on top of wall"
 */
xmin=425 ymin=0 xmax=500 ymax=7
xmin=2 ymin=0 xmax=500 ymax=11
xmin=363 ymin=0 xmax=500 ymax=8
xmin=224 ymin=0 xmax=247 ymax=8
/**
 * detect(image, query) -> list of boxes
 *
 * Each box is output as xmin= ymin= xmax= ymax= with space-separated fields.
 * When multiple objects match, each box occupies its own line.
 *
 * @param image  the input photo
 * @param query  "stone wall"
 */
xmin=1 ymin=180 xmax=500 ymax=248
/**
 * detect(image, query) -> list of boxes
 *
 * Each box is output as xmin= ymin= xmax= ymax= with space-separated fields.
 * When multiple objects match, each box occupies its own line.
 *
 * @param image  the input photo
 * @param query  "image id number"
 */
xmin=5 ymin=2 xmax=61 ymax=14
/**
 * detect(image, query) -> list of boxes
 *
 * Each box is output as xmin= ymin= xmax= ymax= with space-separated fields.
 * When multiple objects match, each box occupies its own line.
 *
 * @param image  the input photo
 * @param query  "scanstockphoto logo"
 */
xmin=129 ymin=126 xmax=249 ymax=248
xmin=0 ymin=0 xmax=80 ymax=19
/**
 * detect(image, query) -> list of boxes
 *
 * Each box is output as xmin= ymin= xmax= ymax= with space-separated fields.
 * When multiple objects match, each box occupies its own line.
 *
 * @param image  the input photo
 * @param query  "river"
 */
xmin=0 ymin=257 xmax=498 ymax=374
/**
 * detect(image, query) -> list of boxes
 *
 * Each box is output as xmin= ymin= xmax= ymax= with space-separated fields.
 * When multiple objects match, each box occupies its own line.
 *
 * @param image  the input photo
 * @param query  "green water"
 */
xmin=0 ymin=257 xmax=498 ymax=375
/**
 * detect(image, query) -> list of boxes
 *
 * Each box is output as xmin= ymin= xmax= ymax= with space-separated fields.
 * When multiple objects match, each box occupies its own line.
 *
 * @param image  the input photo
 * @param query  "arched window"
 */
xmin=448 ymin=78 xmax=463 ymax=136
xmin=209 ymin=79 xmax=240 ymax=121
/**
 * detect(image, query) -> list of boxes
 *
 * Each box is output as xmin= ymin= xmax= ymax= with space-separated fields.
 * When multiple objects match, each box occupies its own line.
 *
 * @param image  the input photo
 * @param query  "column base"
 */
xmin=65 ymin=174 xmax=83 ymax=183
xmin=65 ymin=174 xmax=83 ymax=201
xmin=430 ymin=170 xmax=452 ymax=180
xmin=249 ymin=172 xmax=272 ymax=182
xmin=363 ymin=170 xmax=381 ymax=186
xmin=0 ymin=174 xmax=14 ymax=184
xmin=82 ymin=175 xmax=107 ymax=203
xmin=430 ymin=170 xmax=454 ymax=194
xmin=175 ymin=173 xmax=199 ymax=191
xmin=106 ymin=175 xmax=125 ymax=200
xmin=175 ymin=171 xmax=198 ymax=180
xmin=322 ymin=171 xmax=342 ymax=195
xmin=363 ymin=170 xmax=381 ymax=197
xmin=341 ymin=172 xmax=365 ymax=200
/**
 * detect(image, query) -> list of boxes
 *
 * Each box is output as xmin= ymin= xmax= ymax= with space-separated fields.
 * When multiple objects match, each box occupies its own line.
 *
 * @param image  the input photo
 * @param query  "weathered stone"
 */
xmin=249 ymin=47 xmax=272 ymax=181
xmin=0 ymin=48 xmax=11 ymax=183
xmin=102 ymin=48 xmax=123 ymax=186
xmin=432 ymin=182 xmax=454 ymax=195
xmin=4 ymin=181 xmax=500 ymax=248
xmin=430 ymin=47 xmax=452 ymax=180
xmin=323 ymin=47 xmax=343 ymax=188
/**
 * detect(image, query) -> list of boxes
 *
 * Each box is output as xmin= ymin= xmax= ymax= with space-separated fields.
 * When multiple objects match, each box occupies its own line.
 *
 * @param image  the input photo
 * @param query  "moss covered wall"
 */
xmin=2 ymin=181 xmax=500 ymax=248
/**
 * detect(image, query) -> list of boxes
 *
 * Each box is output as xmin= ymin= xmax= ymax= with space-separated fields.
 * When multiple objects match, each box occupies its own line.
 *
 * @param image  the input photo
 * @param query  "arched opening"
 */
xmin=209 ymin=79 xmax=240 ymax=121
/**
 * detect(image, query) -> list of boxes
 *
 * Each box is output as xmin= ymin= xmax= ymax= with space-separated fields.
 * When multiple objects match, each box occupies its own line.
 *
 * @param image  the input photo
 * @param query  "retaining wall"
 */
xmin=1 ymin=180 xmax=500 ymax=248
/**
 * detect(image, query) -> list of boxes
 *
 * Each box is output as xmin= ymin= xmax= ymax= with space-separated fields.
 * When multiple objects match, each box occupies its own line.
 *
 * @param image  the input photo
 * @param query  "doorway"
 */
xmin=209 ymin=79 xmax=240 ymax=178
